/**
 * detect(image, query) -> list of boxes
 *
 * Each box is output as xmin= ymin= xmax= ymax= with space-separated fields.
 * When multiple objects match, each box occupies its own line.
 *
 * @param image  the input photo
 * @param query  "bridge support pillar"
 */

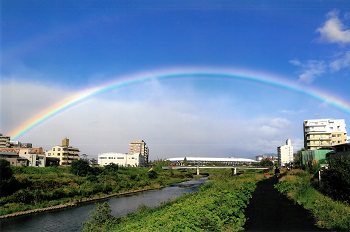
xmin=231 ymin=168 xmax=237 ymax=175
xmin=197 ymin=166 xmax=200 ymax=175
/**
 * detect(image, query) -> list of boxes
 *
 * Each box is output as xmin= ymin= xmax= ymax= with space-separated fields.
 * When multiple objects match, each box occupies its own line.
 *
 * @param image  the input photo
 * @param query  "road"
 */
xmin=244 ymin=177 xmax=327 ymax=231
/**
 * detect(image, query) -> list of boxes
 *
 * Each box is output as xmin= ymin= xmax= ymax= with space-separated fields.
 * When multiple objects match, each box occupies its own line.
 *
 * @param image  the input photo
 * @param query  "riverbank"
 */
xmin=0 ymin=187 xmax=157 ymax=219
xmin=1 ymin=166 xmax=195 ymax=218
xmin=1 ymin=177 xmax=208 ymax=232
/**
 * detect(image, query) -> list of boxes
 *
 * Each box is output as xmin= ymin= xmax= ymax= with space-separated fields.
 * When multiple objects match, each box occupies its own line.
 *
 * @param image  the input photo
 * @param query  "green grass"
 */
xmin=82 ymin=171 xmax=264 ymax=232
xmin=275 ymin=169 xmax=350 ymax=231
xmin=0 ymin=166 xmax=193 ymax=216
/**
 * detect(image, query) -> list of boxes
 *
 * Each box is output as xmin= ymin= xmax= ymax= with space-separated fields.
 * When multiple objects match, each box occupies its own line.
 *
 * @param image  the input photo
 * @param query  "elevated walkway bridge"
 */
xmin=164 ymin=156 xmax=267 ymax=175
xmin=163 ymin=165 xmax=269 ymax=175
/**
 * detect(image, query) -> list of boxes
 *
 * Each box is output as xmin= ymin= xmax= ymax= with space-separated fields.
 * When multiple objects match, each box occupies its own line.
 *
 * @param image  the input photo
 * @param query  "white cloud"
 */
xmin=329 ymin=50 xmax=350 ymax=71
xmin=290 ymin=59 xmax=326 ymax=83
xmin=317 ymin=9 xmax=350 ymax=44
xmin=291 ymin=10 xmax=350 ymax=82
xmin=1 ymin=79 xmax=304 ymax=159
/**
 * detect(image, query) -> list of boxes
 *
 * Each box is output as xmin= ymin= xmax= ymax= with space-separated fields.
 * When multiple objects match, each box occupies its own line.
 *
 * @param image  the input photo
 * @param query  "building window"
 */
xmin=58 ymin=148 xmax=61 ymax=151
xmin=57 ymin=153 xmax=60 ymax=156
xmin=53 ymin=148 xmax=55 ymax=151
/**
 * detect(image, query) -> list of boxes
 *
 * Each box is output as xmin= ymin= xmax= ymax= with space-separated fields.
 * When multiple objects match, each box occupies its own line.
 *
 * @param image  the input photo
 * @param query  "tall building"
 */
xmin=0 ymin=133 xmax=11 ymax=148
xmin=277 ymin=139 xmax=294 ymax=167
xmin=303 ymin=119 xmax=347 ymax=150
xmin=45 ymin=138 xmax=80 ymax=166
xmin=129 ymin=140 xmax=149 ymax=164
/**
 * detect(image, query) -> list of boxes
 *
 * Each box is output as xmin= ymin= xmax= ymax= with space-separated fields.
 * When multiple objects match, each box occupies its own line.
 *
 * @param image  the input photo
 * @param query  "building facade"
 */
xmin=45 ymin=138 xmax=80 ymax=166
xmin=277 ymin=139 xmax=294 ymax=167
xmin=0 ymin=133 xmax=11 ymax=148
xmin=0 ymin=147 xmax=45 ymax=167
xmin=129 ymin=140 xmax=149 ymax=164
xmin=0 ymin=152 xmax=28 ymax=166
xmin=98 ymin=152 xmax=145 ymax=167
xmin=303 ymin=119 xmax=347 ymax=150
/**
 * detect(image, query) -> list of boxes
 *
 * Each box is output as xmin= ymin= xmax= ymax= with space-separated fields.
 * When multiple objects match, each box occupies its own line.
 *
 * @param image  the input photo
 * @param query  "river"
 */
xmin=1 ymin=177 xmax=208 ymax=232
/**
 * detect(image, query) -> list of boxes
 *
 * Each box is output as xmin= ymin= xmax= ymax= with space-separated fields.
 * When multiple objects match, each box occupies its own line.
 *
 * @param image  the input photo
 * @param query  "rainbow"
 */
xmin=9 ymin=67 xmax=350 ymax=140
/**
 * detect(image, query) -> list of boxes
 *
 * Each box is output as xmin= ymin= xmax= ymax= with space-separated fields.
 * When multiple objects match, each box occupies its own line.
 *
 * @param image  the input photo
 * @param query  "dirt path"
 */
xmin=244 ymin=177 xmax=327 ymax=231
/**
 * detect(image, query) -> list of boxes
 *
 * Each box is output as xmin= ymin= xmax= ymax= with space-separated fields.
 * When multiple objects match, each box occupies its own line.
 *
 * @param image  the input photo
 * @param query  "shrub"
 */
xmin=70 ymin=160 xmax=92 ymax=176
xmin=275 ymin=170 xmax=350 ymax=231
xmin=320 ymin=157 xmax=350 ymax=203
xmin=148 ymin=170 xmax=158 ymax=179
xmin=82 ymin=202 xmax=118 ymax=232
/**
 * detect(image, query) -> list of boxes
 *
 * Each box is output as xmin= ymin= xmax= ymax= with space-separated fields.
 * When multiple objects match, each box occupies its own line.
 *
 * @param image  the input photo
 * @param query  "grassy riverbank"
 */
xmin=0 ymin=165 xmax=193 ymax=217
xmin=83 ymin=170 xmax=265 ymax=232
xmin=275 ymin=169 xmax=350 ymax=231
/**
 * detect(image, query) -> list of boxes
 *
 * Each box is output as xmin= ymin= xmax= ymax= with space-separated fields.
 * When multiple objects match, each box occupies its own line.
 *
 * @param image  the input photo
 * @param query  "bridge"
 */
xmin=163 ymin=165 xmax=269 ymax=175
xmin=164 ymin=156 xmax=265 ymax=175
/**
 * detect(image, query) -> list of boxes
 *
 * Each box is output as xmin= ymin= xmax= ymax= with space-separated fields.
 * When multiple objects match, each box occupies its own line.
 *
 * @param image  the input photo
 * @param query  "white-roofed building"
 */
xmin=98 ymin=152 xmax=145 ymax=167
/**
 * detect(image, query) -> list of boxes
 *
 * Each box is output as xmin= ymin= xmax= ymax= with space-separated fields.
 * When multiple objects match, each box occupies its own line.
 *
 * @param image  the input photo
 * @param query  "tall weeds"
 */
xmin=275 ymin=170 xmax=350 ymax=231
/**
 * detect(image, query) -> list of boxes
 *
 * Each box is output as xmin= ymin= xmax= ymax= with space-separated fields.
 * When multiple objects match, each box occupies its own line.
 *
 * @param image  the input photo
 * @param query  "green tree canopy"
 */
xmin=0 ymin=159 xmax=13 ymax=183
xmin=259 ymin=158 xmax=273 ymax=167
xmin=70 ymin=160 xmax=92 ymax=176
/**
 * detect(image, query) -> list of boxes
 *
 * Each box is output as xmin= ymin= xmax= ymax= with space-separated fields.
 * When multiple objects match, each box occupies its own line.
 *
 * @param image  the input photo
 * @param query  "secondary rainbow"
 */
xmin=10 ymin=67 xmax=350 ymax=140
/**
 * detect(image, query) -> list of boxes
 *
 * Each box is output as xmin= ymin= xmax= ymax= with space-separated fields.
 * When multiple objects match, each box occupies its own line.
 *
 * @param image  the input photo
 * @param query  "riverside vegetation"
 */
xmin=82 ymin=170 xmax=265 ymax=232
xmin=0 ymin=159 xmax=193 ymax=216
xmin=275 ymin=158 xmax=350 ymax=231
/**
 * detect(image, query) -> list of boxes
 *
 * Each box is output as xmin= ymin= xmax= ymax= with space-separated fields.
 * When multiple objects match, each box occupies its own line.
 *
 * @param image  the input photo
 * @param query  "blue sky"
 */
xmin=1 ymin=0 xmax=350 ymax=159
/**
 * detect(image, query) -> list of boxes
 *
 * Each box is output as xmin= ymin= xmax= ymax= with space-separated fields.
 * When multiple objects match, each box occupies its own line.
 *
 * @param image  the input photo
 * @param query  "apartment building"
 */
xmin=0 ymin=147 xmax=45 ymax=167
xmin=0 ymin=133 xmax=11 ymax=148
xmin=129 ymin=140 xmax=149 ymax=164
xmin=98 ymin=152 xmax=145 ymax=167
xmin=303 ymin=119 xmax=347 ymax=150
xmin=277 ymin=139 xmax=294 ymax=167
xmin=45 ymin=138 xmax=80 ymax=166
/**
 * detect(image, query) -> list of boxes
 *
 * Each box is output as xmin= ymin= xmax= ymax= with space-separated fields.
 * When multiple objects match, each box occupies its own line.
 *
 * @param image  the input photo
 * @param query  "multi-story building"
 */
xmin=45 ymin=138 xmax=80 ymax=166
xmin=277 ymin=139 xmax=294 ymax=167
xmin=97 ymin=152 xmax=145 ymax=167
xmin=0 ymin=133 xmax=11 ymax=148
xmin=0 ymin=152 xmax=28 ymax=166
xmin=0 ymin=147 xmax=45 ymax=167
xmin=129 ymin=140 xmax=149 ymax=164
xmin=303 ymin=119 xmax=347 ymax=150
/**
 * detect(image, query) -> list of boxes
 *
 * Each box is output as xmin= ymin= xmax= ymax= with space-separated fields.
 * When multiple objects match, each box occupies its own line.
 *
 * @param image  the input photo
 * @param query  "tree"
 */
xmin=148 ymin=170 xmax=158 ymax=179
xmin=70 ymin=160 xmax=92 ymax=176
xmin=0 ymin=158 xmax=17 ymax=196
xmin=259 ymin=158 xmax=273 ymax=167
xmin=294 ymin=148 xmax=306 ymax=165
xmin=82 ymin=202 xmax=118 ymax=232
xmin=321 ymin=157 xmax=350 ymax=202
xmin=183 ymin=157 xmax=188 ymax=166
xmin=0 ymin=159 xmax=13 ymax=183
xmin=104 ymin=163 xmax=119 ymax=173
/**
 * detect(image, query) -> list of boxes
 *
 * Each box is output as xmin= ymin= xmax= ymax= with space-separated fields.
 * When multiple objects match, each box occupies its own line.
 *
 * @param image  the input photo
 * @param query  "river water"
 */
xmin=1 ymin=177 xmax=208 ymax=232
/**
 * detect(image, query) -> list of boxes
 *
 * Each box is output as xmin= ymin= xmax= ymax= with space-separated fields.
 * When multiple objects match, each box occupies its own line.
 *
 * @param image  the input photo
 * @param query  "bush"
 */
xmin=320 ymin=157 xmax=350 ymax=203
xmin=275 ymin=170 xmax=350 ymax=231
xmin=82 ymin=202 xmax=118 ymax=232
xmin=70 ymin=160 xmax=92 ymax=176
xmin=148 ymin=170 xmax=158 ymax=179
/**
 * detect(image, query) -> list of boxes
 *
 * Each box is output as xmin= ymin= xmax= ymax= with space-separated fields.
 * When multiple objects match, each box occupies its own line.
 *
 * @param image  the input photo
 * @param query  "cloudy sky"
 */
xmin=1 ymin=0 xmax=350 ymax=160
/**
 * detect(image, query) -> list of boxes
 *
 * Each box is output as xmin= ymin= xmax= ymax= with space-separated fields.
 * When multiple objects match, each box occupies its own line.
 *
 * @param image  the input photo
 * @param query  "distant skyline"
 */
xmin=1 ymin=1 xmax=350 ymax=159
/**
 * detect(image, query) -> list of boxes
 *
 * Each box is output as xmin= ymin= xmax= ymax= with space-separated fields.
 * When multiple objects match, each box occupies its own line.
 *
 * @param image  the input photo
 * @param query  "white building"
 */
xmin=277 ymin=139 xmax=294 ymax=167
xmin=303 ymin=119 xmax=347 ymax=150
xmin=98 ymin=152 xmax=145 ymax=167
